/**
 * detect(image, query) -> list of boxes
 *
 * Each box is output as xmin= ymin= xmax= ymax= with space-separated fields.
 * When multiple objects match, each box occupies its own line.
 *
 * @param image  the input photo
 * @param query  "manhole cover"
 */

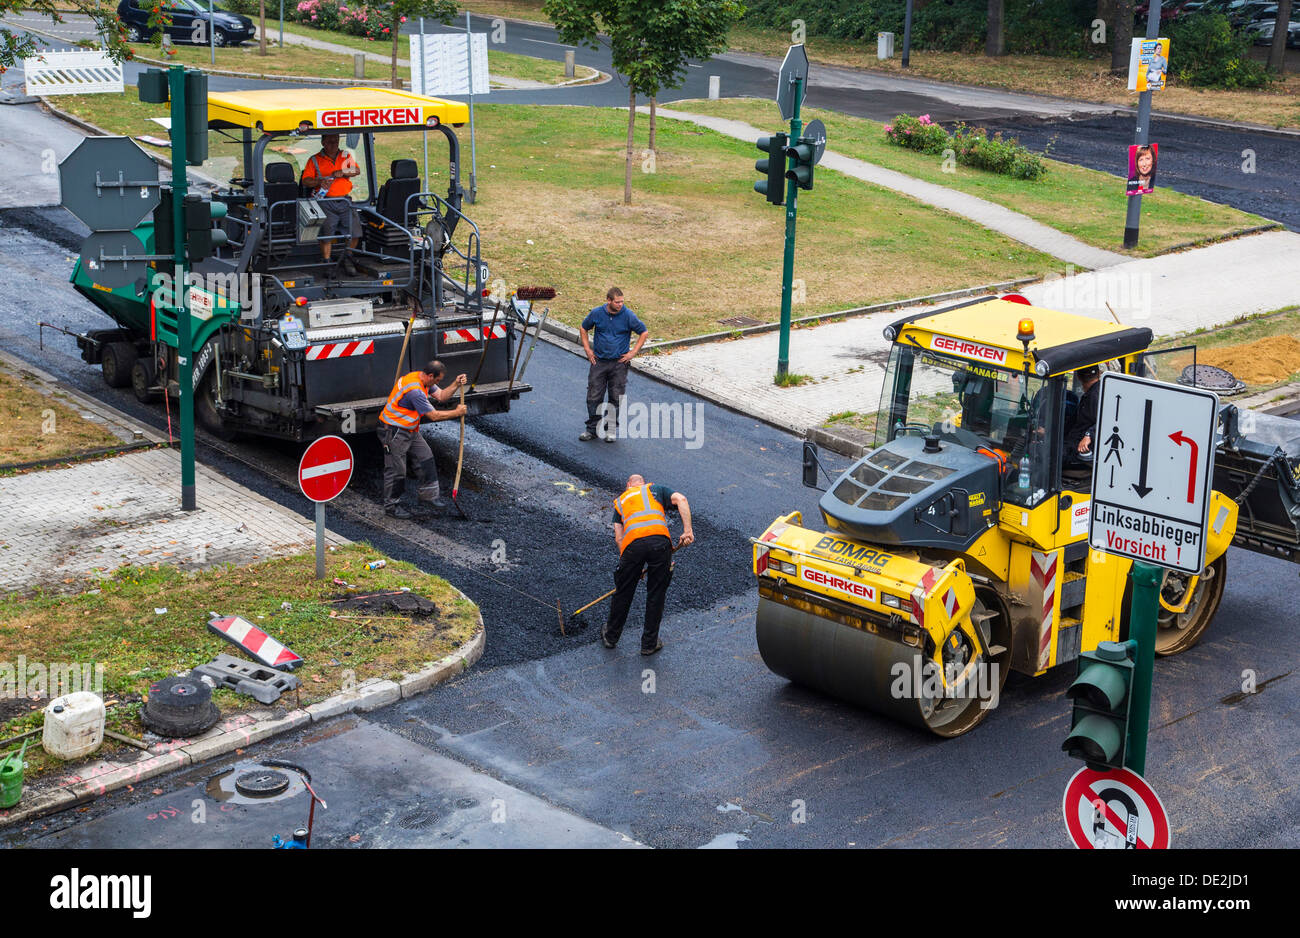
xmin=235 ymin=769 xmax=291 ymax=797
xmin=1180 ymin=364 xmax=1245 ymax=394
xmin=398 ymin=808 xmax=439 ymax=830
xmin=718 ymin=315 xmax=763 ymax=328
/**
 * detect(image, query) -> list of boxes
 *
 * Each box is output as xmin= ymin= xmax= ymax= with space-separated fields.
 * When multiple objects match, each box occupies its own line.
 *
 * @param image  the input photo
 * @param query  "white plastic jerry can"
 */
xmin=41 ymin=691 xmax=106 ymax=760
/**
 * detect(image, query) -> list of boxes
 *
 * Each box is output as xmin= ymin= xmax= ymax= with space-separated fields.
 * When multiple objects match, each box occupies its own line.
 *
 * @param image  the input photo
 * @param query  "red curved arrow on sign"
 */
xmin=1170 ymin=430 xmax=1198 ymax=504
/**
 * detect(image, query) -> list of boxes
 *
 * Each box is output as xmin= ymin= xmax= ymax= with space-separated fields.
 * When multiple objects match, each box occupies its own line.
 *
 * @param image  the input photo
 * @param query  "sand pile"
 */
xmin=1200 ymin=336 xmax=1300 ymax=386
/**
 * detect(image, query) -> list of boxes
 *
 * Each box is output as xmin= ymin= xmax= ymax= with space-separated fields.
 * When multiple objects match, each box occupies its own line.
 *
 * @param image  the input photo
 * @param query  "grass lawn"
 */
xmin=673 ymin=99 xmax=1270 ymax=258
xmin=0 ymin=544 xmax=479 ymax=779
xmin=56 ymin=95 xmax=1062 ymax=340
xmin=127 ymin=38 xmax=405 ymax=81
xmin=454 ymin=1 xmax=1300 ymax=129
xmin=0 ymin=365 xmax=121 ymax=468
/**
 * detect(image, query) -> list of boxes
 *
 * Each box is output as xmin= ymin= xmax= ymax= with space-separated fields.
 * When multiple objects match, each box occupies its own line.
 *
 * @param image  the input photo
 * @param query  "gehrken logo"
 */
xmin=49 ymin=869 xmax=151 ymax=918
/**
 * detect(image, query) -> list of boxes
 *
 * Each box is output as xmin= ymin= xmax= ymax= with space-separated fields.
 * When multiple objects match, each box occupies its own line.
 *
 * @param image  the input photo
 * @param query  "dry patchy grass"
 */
xmin=0 ymin=367 xmax=121 ymax=466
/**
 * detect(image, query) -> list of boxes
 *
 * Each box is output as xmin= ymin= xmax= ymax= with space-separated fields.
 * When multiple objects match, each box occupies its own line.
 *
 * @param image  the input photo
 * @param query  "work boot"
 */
xmin=341 ymin=255 xmax=360 ymax=277
xmin=579 ymin=431 xmax=596 ymax=442
xmin=640 ymin=640 xmax=664 ymax=656
xmin=385 ymin=505 xmax=412 ymax=520
xmin=420 ymin=496 xmax=450 ymax=510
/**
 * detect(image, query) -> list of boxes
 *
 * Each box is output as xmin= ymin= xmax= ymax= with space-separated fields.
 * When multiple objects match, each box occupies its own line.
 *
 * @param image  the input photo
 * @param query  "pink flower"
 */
xmin=884 ymin=124 xmax=893 ymax=133
xmin=400 ymin=15 xmax=406 ymax=22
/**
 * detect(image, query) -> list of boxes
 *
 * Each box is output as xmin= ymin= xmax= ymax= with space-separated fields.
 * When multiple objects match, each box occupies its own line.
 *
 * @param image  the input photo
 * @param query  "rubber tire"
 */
xmin=131 ymin=359 xmax=160 ymax=404
xmin=196 ymin=363 xmax=237 ymax=441
xmin=128 ymin=24 xmax=151 ymax=42
xmin=213 ymin=28 xmax=229 ymax=47
xmin=1153 ymin=554 xmax=1227 ymax=657
xmin=101 ymin=342 xmax=137 ymax=389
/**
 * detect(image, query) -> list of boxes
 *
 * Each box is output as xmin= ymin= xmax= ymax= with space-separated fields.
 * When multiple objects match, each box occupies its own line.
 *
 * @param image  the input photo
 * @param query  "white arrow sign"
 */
xmin=1088 ymin=372 xmax=1219 ymax=574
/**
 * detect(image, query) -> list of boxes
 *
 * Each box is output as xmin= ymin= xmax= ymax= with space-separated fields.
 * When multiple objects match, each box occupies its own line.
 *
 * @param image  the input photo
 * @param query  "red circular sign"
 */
xmin=1062 ymin=766 xmax=1170 ymax=849
xmin=1001 ymin=293 xmax=1032 ymax=305
xmin=298 ymin=435 xmax=354 ymax=503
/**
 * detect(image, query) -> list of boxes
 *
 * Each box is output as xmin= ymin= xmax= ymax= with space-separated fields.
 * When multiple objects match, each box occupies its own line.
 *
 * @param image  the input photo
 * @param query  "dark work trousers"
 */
xmin=379 ymin=423 xmax=439 ymax=509
xmin=586 ymin=358 xmax=629 ymax=434
xmin=604 ymin=534 xmax=674 ymax=651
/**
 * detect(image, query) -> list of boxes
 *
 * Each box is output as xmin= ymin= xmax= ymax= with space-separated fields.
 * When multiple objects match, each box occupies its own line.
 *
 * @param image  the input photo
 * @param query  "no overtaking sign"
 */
xmin=1088 ymin=372 xmax=1219 ymax=575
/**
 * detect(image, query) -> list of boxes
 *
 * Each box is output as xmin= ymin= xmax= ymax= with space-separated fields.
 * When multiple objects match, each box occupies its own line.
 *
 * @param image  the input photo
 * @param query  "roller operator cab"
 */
xmin=69 ymin=87 xmax=534 ymax=441
xmin=754 ymin=296 xmax=1252 ymax=737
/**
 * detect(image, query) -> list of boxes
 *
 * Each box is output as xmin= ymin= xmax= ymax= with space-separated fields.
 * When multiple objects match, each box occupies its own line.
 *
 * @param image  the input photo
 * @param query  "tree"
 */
xmin=544 ymin=0 xmax=744 ymax=205
xmin=385 ymin=0 xmax=457 ymax=89
xmin=259 ymin=0 xmax=266 ymax=55
xmin=0 ymin=0 xmax=133 ymax=72
xmin=1112 ymin=0 xmax=1134 ymax=74
xmin=986 ymin=0 xmax=1005 ymax=56
xmin=1267 ymin=0 xmax=1293 ymax=74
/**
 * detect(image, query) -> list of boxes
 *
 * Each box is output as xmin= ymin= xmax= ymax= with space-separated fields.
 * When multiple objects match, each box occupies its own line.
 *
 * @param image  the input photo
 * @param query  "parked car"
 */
xmin=1248 ymin=15 xmax=1300 ymax=46
xmin=116 ymin=0 xmax=255 ymax=46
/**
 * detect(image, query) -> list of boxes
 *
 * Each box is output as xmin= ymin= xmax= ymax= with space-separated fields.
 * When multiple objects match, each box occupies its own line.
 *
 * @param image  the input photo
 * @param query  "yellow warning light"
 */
xmin=1017 ymin=318 xmax=1035 ymax=342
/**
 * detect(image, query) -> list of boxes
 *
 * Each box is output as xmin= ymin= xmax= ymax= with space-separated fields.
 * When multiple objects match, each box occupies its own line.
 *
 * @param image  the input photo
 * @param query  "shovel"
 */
xmin=566 ymin=541 xmax=683 ymax=633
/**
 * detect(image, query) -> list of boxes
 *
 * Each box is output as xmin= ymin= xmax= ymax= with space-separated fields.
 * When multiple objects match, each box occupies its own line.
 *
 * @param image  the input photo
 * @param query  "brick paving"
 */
xmin=0 ymin=447 xmax=347 ymax=593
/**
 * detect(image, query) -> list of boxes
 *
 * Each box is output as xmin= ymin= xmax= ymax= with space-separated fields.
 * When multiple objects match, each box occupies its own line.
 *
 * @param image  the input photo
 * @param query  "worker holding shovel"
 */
xmin=602 ymin=475 xmax=694 ymax=656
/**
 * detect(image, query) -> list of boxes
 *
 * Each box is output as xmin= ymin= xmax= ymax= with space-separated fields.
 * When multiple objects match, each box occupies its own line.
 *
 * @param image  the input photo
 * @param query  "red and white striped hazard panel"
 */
xmin=1031 ymin=549 xmax=1060 ymax=672
xmin=208 ymin=615 xmax=303 ymax=671
xmin=441 ymin=325 xmax=508 ymax=345
xmin=305 ymin=339 xmax=375 ymax=361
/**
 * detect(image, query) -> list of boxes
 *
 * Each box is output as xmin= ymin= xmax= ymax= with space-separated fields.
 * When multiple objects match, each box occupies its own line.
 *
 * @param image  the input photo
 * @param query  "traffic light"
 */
xmin=784 ymin=136 xmax=815 ymax=191
xmin=754 ymin=132 xmax=787 ymax=206
xmin=1062 ymin=641 xmax=1135 ymax=770
xmin=184 ymin=70 xmax=209 ymax=166
xmin=153 ymin=186 xmax=176 ymax=257
xmin=137 ymin=67 xmax=169 ymax=104
xmin=184 ymin=194 xmax=229 ymax=262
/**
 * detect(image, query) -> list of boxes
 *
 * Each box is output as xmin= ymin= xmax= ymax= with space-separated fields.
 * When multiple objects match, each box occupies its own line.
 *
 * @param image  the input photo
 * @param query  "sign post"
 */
xmin=1087 ymin=370 xmax=1218 ymax=777
xmin=774 ymin=44 xmax=808 ymax=380
xmin=1122 ymin=0 xmax=1166 ymax=248
xmin=298 ymin=435 xmax=354 ymax=579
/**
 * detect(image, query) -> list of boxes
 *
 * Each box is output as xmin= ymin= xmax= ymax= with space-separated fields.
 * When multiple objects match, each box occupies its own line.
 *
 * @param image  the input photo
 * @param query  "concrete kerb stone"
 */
xmin=400 ymin=624 xmax=486 ymax=698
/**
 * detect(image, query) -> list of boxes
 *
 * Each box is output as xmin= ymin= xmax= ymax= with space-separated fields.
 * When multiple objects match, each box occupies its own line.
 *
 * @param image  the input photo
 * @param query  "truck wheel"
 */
xmin=1154 ymin=554 xmax=1227 ymax=656
xmin=131 ymin=359 xmax=161 ymax=403
xmin=101 ymin=342 xmax=137 ymax=389
xmin=196 ymin=365 xmax=236 ymax=441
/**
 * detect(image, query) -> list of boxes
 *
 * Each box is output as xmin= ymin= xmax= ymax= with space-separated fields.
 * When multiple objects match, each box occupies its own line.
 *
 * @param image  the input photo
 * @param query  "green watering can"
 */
xmin=0 ymin=739 xmax=30 ymax=810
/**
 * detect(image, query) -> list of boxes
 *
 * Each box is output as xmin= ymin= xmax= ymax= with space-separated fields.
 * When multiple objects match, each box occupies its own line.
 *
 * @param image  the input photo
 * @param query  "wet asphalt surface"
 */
xmin=3 ymin=206 xmax=1300 ymax=849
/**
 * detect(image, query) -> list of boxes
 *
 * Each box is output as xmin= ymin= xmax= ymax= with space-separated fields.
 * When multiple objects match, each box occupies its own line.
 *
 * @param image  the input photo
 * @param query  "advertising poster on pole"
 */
xmin=1127 ymin=37 xmax=1170 ymax=92
xmin=1126 ymin=142 xmax=1158 ymax=196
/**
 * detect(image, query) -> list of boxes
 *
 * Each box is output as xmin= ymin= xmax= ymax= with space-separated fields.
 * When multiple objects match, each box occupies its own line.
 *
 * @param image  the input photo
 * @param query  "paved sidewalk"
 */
xmin=634 ymin=229 xmax=1300 ymax=437
xmin=654 ymin=106 xmax=1127 ymax=270
xmin=0 ymin=447 xmax=348 ymax=593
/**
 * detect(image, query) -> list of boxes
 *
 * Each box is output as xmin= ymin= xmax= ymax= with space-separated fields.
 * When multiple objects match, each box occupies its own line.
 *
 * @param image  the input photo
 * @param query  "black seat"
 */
xmin=376 ymin=159 xmax=421 ymax=226
xmin=264 ymin=162 xmax=299 ymax=238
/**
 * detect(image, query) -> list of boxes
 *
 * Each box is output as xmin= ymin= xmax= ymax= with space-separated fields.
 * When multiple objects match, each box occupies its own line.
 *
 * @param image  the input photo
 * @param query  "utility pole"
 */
xmin=901 ymin=0 xmax=914 ymax=68
xmin=776 ymin=77 xmax=802 ymax=379
xmin=1123 ymin=0 xmax=1162 ymax=249
xmin=168 ymin=66 xmax=196 ymax=511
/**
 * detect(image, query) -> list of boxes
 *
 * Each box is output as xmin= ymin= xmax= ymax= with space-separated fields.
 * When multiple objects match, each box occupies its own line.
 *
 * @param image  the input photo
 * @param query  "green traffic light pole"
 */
xmin=1124 ymin=561 xmax=1162 ymax=776
xmin=776 ymin=76 xmax=803 ymax=380
xmin=167 ymin=65 xmax=196 ymax=512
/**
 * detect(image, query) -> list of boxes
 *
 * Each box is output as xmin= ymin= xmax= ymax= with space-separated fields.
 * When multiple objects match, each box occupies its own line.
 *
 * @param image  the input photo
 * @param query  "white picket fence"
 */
xmin=25 ymin=49 xmax=124 ymax=96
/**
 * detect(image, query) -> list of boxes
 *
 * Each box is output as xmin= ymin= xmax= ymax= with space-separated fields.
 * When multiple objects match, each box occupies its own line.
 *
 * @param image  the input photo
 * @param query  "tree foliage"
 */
xmin=0 ymin=0 xmax=134 ymax=72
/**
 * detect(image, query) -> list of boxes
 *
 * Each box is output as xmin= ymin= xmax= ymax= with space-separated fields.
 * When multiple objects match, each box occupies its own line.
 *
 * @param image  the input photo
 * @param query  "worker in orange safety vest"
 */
xmin=602 ymin=475 xmax=694 ymax=655
xmin=379 ymin=360 xmax=467 ymax=519
xmin=302 ymin=133 xmax=363 ymax=277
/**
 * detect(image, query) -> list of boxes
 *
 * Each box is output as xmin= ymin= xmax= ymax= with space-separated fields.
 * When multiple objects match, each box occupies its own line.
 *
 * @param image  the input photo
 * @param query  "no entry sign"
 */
xmin=299 ymin=435 xmax=354 ymax=503
xmin=1088 ymin=372 xmax=1218 ymax=574
xmin=1063 ymin=766 xmax=1170 ymax=849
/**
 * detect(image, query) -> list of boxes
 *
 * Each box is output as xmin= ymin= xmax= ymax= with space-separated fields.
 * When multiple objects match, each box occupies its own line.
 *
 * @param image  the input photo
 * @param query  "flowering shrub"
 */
xmin=885 ymin=113 xmax=1047 ymax=181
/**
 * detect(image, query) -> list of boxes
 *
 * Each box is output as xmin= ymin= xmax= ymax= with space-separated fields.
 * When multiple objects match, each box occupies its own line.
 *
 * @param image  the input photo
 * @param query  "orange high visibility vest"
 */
xmin=304 ymin=150 xmax=355 ymax=198
xmin=380 ymin=372 xmax=425 ymax=430
xmin=615 ymin=484 xmax=670 ymax=553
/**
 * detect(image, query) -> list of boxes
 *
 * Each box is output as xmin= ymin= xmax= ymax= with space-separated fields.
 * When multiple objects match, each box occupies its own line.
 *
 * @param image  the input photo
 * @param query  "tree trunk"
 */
xmin=1112 ymin=0 xmax=1134 ymax=74
xmin=648 ymin=97 xmax=656 ymax=153
xmin=1268 ymin=0 xmax=1293 ymax=74
xmin=985 ymin=0 xmax=1005 ymax=56
xmin=391 ymin=15 xmax=401 ymax=88
xmin=259 ymin=0 xmax=266 ymax=55
xmin=1095 ymin=0 xmax=1117 ymax=57
xmin=624 ymin=86 xmax=635 ymax=205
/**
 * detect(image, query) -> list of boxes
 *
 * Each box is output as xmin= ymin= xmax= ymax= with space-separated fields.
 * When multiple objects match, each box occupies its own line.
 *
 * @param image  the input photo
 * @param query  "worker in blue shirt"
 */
xmin=579 ymin=287 xmax=648 ymax=442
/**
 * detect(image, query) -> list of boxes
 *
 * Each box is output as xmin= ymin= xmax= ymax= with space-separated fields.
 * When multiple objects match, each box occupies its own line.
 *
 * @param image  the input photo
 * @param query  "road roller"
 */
xmin=752 ymin=295 xmax=1298 ymax=736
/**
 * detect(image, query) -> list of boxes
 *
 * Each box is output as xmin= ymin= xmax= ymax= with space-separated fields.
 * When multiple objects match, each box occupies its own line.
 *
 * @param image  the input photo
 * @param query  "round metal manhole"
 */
xmin=1180 ymin=364 xmax=1246 ymax=394
xmin=235 ymin=769 xmax=291 ymax=797
xmin=398 ymin=808 xmax=439 ymax=830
